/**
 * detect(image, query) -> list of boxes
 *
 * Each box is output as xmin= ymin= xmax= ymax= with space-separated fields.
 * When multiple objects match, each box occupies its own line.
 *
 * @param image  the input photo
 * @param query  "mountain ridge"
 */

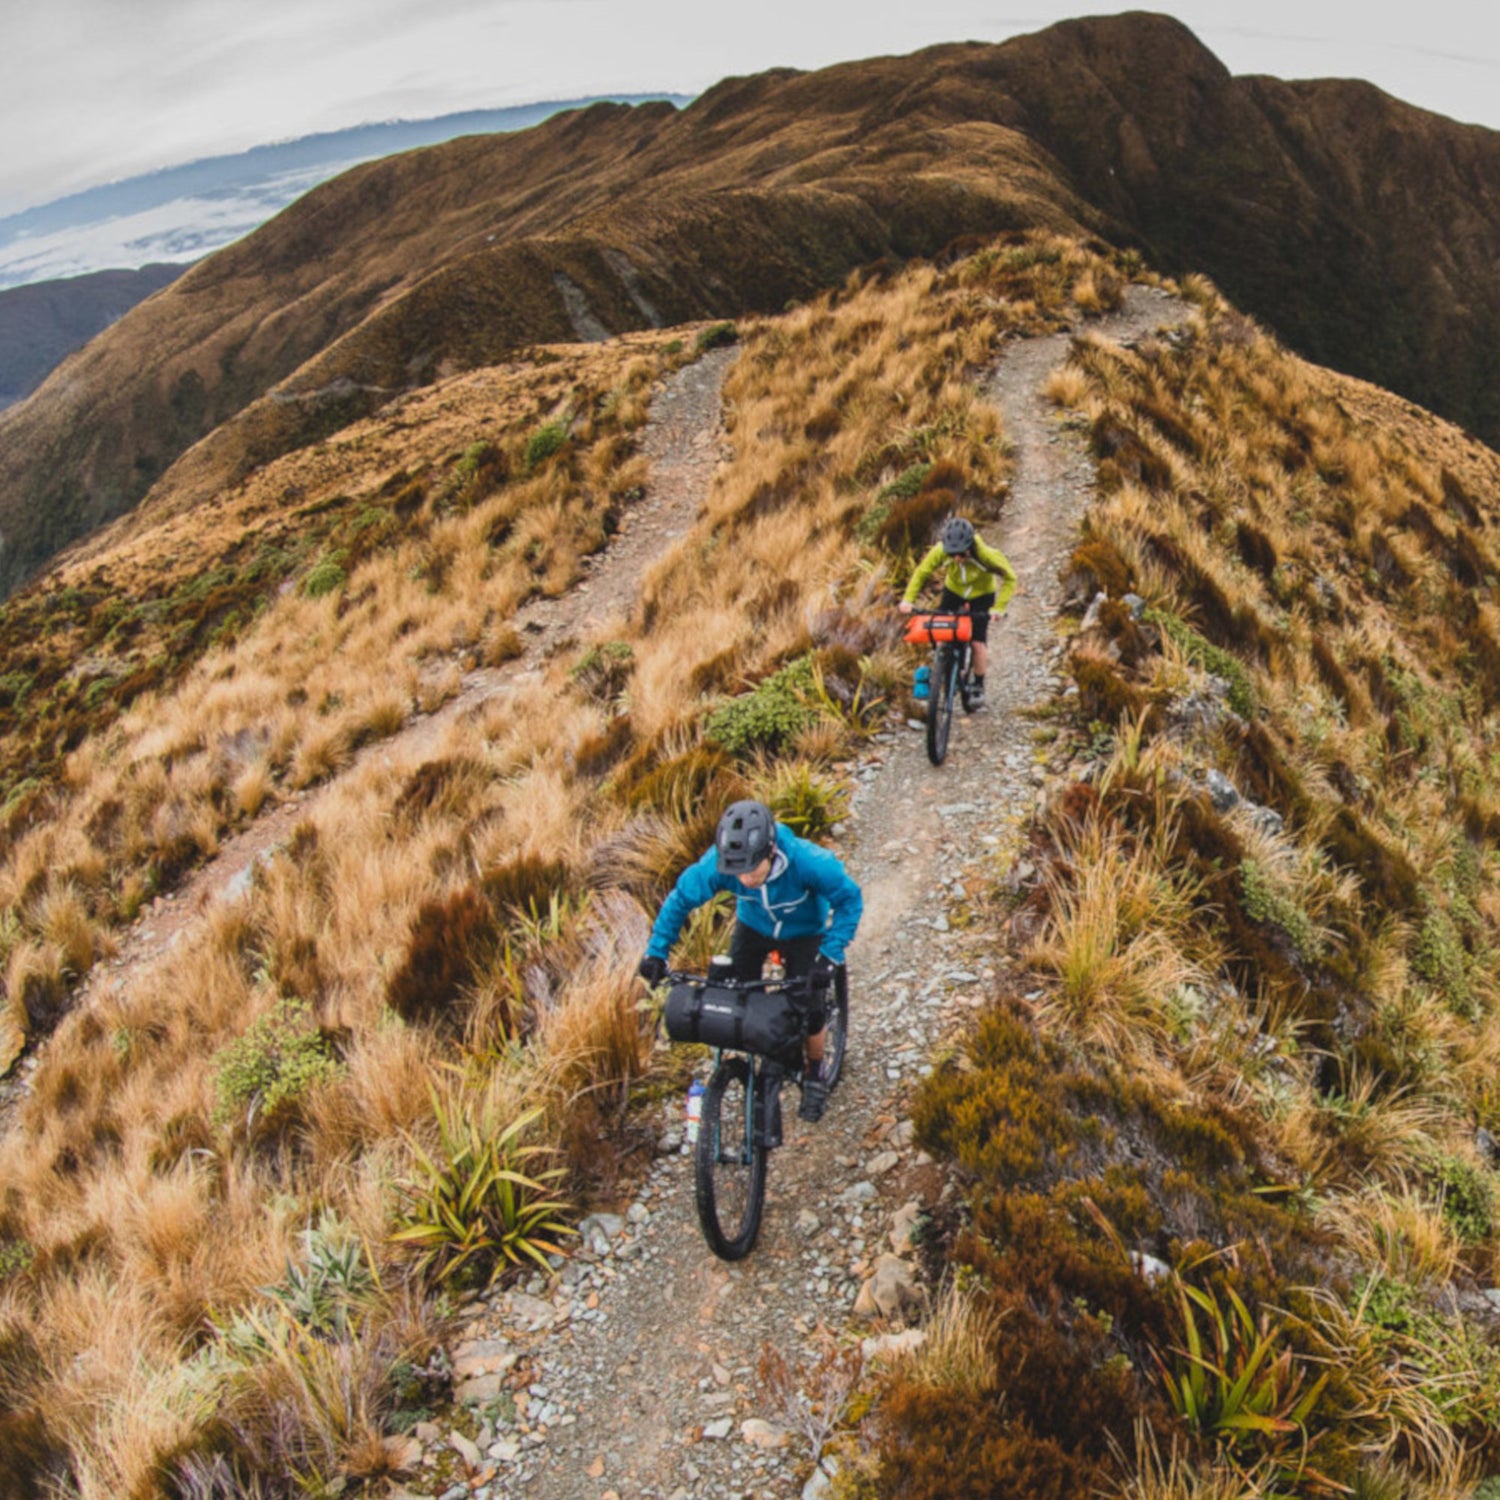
xmin=4 ymin=12 xmax=1500 ymax=601
xmin=0 ymin=95 xmax=694 ymax=289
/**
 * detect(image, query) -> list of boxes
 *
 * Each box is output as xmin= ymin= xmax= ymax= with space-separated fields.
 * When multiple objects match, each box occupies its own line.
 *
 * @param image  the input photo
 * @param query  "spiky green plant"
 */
xmin=392 ymin=1095 xmax=572 ymax=1286
xmin=757 ymin=759 xmax=852 ymax=841
xmin=1153 ymin=1277 xmax=1328 ymax=1474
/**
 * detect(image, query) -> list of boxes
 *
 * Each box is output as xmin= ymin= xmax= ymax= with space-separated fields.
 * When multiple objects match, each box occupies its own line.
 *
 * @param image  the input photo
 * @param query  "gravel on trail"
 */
xmin=388 ymin=287 xmax=1188 ymax=1500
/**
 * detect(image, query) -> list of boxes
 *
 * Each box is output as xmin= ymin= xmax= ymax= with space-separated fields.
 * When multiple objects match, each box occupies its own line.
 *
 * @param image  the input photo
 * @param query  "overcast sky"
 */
xmin=4 ymin=0 xmax=1498 ymax=219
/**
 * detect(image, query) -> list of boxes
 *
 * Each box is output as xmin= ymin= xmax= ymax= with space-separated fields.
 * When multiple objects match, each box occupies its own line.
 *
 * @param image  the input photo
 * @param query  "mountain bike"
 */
xmin=662 ymin=964 xmax=849 ymax=1260
xmin=905 ymin=611 xmax=979 ymax=766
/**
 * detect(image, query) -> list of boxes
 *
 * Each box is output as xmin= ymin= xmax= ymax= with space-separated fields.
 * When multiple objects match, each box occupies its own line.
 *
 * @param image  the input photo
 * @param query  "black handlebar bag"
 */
xmin=662 ymin=982 xmax=802 ymax=1059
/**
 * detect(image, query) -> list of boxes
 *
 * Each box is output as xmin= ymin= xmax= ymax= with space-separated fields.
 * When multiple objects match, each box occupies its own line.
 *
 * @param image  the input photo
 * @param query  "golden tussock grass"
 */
xmin=1107 ymin=1423 xmax=1276 ymax=1499
xmin=894 ymin=1280 xmax=1003 ymax=1397
xmin=1316 ymin=1184 xmax=1462 ymax=1287
xmin=972 ymin=276 xmax=1500 ymax=1493
xmin=0 ymin=236 xmax=1159 ymax=1478
xmin=534 ymin=956 xmax=655 ymax=1121
xmin=1027 ymin=809 xmax=1213 ymax=1061
xmin=1044 ymin=361 xmax=1094 ymax=409
xmin=0 ymin=332 xmax=676 ymax=1034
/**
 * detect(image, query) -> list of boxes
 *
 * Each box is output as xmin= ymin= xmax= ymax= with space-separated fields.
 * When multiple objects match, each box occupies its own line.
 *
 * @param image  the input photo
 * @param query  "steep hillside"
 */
xmin=0 ymin=266 xmax=183 ymax=407
xmin=5 ymin=12 xmax=1500 ymax=597
xmin=0 ymin=234 xmax=1127 ymax=1496
xmin=875 ymin=282 xmax=1500 ymax=1495
xmin=3 ymin=230 xmax=1500 ymax=1495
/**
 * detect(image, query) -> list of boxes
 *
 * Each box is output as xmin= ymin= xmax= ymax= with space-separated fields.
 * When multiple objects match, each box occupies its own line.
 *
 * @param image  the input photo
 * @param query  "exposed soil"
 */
xmin=399 ymin=287 xmax=1188 ymax=1500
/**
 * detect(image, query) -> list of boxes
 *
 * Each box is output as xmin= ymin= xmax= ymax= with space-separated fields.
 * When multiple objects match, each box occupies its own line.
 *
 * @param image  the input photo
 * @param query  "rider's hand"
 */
xmin=809 ymin=953 xmax=838 ymax=991
xmin=637 ymin=954 xmax=668 ymax=986
xmin=898 ymin=600 xmax=914 ymax=614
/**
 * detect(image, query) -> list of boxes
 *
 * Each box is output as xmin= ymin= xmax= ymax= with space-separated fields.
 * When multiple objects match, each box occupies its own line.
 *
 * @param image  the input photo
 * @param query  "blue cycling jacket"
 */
xmin=646 ymin=824 xmax=863 ymax=964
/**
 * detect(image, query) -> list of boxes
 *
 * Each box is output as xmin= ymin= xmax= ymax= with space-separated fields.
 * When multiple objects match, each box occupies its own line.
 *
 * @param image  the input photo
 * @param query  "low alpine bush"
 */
xmin=211 ymin=999 xmax=341 ymax=1133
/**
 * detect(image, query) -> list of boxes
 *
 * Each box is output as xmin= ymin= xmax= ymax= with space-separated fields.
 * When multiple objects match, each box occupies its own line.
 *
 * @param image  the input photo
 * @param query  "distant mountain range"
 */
xmin=0 ymin=265 xmax=185 ymax=409
xmin=4 ymin=17 xmax=1500 ymax=600
xmin=0 ymin=97 xmax=691 ymax=291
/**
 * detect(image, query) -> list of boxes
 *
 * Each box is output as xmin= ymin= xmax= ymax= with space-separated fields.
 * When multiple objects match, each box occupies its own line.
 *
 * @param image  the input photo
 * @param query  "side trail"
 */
xmin=405 ymin=287 xmax=1185 ymax=1500
xmin=0 ymin=348 xmax=735 ymax=1129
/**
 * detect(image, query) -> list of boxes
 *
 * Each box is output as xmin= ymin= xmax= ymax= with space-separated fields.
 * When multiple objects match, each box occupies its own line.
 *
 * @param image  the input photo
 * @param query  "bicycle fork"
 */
xmin=756 ymin=1066 xmax=784 ymax=1150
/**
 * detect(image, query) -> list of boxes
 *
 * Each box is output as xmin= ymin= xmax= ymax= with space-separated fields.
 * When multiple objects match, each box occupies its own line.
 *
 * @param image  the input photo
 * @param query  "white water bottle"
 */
xmin=685 ymin=1079 xmax=705 ymax=1144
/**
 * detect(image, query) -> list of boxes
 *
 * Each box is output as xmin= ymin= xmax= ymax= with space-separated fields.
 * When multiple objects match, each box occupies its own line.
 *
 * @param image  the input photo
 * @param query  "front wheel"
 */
xmin=819 ymin=966 xmax=850 ymax=1091
xmin=695 ymin=1057 xmax=768 ymax=1260
xmin=925 ymin=646 xmax=957 ymax=766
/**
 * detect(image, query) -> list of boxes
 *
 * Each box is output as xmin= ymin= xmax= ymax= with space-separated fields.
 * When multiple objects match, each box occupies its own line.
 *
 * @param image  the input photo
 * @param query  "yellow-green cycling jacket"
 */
xmin=902 ymin=534 xmax=1018 ymax=609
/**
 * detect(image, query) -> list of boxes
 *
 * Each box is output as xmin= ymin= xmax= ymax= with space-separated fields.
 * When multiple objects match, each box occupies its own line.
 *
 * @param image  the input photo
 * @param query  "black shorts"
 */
xmin=938 ymin=588 xmax=995 ymax=644
xmin=728 ymin=923 xmax=826 ymax=1032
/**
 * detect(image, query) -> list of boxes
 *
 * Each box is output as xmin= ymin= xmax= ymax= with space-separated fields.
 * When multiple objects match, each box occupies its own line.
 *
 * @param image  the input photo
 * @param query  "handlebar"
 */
xmin=661 ymin=967 xmax=833 ymax=997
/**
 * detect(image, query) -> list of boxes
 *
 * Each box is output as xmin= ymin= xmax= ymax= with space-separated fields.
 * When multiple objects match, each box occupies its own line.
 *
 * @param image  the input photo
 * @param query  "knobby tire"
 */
xmin=820 ymin=966 xmax=850 ymax=1090
xmin=926 ymin=644 xmax=957 ymax=765
xmin=695 ymin=1056 xmax=767 ymax=1260
xmin=959 ymin=644 xmax=977 ymax=714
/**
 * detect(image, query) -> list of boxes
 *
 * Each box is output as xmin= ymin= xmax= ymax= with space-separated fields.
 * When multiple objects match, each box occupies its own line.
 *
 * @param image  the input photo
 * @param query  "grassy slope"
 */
xmin=5 ymin=237 xmax=1500 ymax=1496
xmin=862 ymin=285 xmax=1500 ymax=1497
xmin=0 ymin=235 xmax=1133 ymax=1496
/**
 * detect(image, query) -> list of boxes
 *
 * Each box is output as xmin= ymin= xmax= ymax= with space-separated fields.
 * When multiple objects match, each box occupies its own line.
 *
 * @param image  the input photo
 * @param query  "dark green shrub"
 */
xmin=211 ymin=1000 xmax=341 ymax=1131
xmin=705 ymin=656 xmax=818 ymax=754
xmin=1239 ymin=858 xmax=1320 ymax=959
xmin=1435 ymin=1156 xmax=1497 ymax=1243
xmin=1413 ymin=901 xmax=1475 ymax=1017
xmin=524 ymin=422 xmax=569 ymax=469
xmin=0 ymin=1239 xmax=34 ymax=1281
xmin=881 ymin=462 xmax=935 ymax=504
xmin=694 ymin=321 xmax=738 ymax=353
xmin=302 ymin=556 xmax=347 ymax=599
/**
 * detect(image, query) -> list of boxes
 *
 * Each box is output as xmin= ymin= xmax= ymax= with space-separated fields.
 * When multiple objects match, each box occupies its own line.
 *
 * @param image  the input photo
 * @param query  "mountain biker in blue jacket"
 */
xmin=638 ymin=800 xmax=863 ymax=1122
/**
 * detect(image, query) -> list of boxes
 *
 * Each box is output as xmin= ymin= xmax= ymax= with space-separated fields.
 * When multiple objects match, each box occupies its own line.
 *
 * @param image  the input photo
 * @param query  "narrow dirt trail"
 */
xmin=447 ymin=288 xmax=1187 ymax=1500
xmin=0 ymin=348 xmax=734 ymax=1127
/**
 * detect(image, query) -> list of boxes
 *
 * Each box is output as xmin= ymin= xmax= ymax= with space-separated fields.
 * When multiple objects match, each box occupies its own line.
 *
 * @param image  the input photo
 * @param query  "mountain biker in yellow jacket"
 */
xmin=898 ymin=517 xmax=1016 ymax=708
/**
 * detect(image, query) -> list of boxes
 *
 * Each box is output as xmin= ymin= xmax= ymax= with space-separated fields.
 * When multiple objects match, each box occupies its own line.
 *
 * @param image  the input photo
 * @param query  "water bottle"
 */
xmin=913 ymin=664 xmax=930 ymax=701
xmin=765 ymin=950 xmax=785 ymax=984
xmin=685 ymin=1079 xmax=705 ymax=1144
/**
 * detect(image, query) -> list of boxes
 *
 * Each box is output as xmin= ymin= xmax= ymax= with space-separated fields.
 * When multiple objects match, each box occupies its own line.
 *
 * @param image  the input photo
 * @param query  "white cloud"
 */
xmin=2 ymin=0 xmax=1496 ymax=218
xmin=0 ymin=165 xmax=361 ymax=288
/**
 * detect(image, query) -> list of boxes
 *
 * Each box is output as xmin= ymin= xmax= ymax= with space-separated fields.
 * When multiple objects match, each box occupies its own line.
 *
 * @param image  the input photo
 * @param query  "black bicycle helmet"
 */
xmin=940 ymin=517 xmax=976 ymax=555
xmin=715 ymin=800 xmax=776 ymax=874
